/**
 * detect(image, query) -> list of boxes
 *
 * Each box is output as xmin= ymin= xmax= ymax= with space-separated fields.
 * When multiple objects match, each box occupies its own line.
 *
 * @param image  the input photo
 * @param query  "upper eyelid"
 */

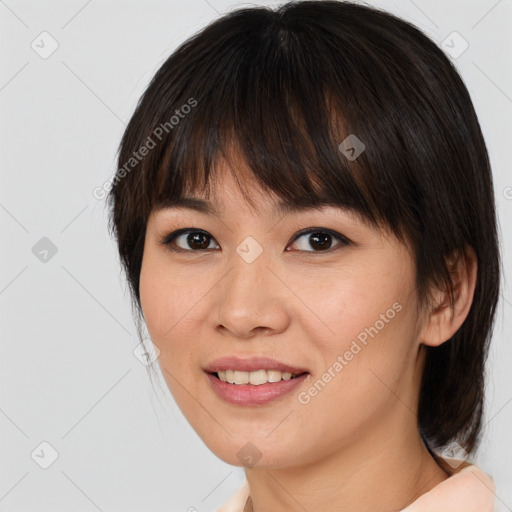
xmin=288 ymin=227 xmax=350 ymax=245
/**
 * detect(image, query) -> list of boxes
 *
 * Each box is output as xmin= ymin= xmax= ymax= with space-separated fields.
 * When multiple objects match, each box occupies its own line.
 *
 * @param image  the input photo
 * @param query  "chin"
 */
xmin=202 ymin=433 xmax=303 ymax=469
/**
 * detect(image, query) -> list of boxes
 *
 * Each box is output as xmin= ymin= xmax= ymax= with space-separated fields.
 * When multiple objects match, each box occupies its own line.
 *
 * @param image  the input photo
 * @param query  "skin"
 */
xmin=139 ymin=157 xmax=477 ymax=512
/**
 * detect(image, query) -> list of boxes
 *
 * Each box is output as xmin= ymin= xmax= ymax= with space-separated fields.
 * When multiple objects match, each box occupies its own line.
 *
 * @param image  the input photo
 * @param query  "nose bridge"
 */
xmin=213 ymin=236 xmax=288 ymax=335
xmin=226 ymin=236 xmax=273 ymax=303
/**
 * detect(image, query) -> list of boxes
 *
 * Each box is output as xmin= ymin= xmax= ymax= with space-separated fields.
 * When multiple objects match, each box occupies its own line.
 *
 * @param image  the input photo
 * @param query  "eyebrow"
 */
xmin=154 ymin=196 xmax=350 ymax=217
xmin=155 ymin=197 xmax=224 ymax=215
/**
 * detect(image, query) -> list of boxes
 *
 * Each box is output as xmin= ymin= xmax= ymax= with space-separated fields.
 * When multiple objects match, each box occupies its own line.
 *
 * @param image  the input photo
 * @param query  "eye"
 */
xmin=158 ymin=228 xmax=219 ymax=252
xmin=286 ymin=228 xmax=351 ymax=252
xmin=158 ymin=227 xmax=350 ymax=253
xmin=286 ymin=228 xmax=351 ymax=253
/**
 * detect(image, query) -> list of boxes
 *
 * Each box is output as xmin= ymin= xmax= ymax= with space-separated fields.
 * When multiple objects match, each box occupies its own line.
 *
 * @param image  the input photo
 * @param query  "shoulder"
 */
xmin=401 ymin=458 xmax=495 ymax=512
xmin=215 ymin=480 xmax=250 ymax=512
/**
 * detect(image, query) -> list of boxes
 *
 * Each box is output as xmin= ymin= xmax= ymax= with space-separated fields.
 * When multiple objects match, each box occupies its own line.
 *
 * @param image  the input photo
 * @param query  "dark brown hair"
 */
xmin=107 ymin=0 xmax=500 ymax=456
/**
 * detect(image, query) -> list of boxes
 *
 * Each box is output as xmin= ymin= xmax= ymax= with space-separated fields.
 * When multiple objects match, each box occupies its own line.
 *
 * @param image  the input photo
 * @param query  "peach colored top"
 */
xmin=216 ymin=458 xmax=496 ymax=512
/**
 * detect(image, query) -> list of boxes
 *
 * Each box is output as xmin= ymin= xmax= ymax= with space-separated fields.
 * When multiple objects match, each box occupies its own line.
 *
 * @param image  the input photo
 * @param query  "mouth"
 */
xmin=203 ymin=356 xmax=311 ymax=406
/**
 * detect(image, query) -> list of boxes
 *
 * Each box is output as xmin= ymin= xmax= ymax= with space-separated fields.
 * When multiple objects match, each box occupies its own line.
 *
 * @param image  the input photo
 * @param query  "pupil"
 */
xmin=188 ymin=232 xmax=210 ymax=249
xmin=310 ymin=232 xmax=331 ymax=251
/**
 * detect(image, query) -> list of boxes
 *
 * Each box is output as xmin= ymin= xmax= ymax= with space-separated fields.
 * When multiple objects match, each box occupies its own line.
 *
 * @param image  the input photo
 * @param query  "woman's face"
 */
xmin=139 ymin=161 xmax=428 ymax=469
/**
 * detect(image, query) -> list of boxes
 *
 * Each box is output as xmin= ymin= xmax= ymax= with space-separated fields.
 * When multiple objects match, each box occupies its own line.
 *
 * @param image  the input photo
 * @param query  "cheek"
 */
xmin=139 ymin=264 xmax=167 ymax=340
xmin=296 ymin=260 xmax=411 ymax=352
xmin=301 ymin=259 xmax=419 ymax=400
xmin=139 ymin=253 xmax=211 ymax=365
xmin=139 ymin=250 xmax=183 ymax=345
xmin=139 ymin=260 xmax=197 ymax=396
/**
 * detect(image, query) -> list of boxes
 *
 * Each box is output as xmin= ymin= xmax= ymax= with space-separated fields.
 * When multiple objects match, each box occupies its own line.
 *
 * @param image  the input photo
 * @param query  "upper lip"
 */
xmin=204 ymin=356 xmax=309 ymax=375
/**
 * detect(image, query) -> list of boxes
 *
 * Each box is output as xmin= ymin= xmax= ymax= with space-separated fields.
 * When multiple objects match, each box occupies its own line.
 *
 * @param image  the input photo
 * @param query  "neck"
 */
xmin=243 ymin=417 xmax=449 ymax=512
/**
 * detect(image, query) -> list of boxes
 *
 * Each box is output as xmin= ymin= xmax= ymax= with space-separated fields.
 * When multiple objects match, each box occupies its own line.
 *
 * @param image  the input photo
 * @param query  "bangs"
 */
xmin=154 ymin=98 xmax=384 ymax=231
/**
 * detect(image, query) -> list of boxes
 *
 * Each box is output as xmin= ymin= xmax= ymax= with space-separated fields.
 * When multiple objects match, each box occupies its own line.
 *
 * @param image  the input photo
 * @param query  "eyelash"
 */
xmin=157 ymin=227 xmax=351 ymax=255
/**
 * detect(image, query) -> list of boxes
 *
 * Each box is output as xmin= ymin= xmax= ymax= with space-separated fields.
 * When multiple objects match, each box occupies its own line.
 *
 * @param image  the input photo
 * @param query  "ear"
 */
xmin=420 ymin=246 xmax=478 ymax=347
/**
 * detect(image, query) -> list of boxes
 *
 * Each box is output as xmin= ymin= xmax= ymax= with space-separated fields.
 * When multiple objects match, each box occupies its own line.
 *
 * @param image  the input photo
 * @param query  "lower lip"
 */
xmin=205 ymin=372 xmax=309 ymax=406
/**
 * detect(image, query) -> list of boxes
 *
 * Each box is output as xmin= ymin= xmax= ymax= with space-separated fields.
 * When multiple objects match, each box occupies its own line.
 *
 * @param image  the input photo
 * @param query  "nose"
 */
xmin=210 ymin=245 xmax=291 ymax=339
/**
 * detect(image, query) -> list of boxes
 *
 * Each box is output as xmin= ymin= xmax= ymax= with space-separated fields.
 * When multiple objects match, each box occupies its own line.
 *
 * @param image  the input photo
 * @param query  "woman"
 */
xmin=107 ymin=1 xmax=500 ymax=510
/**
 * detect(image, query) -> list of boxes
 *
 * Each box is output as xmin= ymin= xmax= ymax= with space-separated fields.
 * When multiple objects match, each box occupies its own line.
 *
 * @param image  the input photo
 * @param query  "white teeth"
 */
xmin=249 ymin=369 xmax=267 ymax=385
xmin=216 ymin=369 xmax=300 ymax=385
xmin=234 ymin=370 xmax=249 ymax=385
xmin=267 ymin=370 xmax=283 ymax=383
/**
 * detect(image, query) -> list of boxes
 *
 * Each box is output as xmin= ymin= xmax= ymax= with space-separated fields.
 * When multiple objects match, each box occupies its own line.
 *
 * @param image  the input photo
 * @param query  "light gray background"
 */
xmin=0 ymin=0 xmax=511 ymax=511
